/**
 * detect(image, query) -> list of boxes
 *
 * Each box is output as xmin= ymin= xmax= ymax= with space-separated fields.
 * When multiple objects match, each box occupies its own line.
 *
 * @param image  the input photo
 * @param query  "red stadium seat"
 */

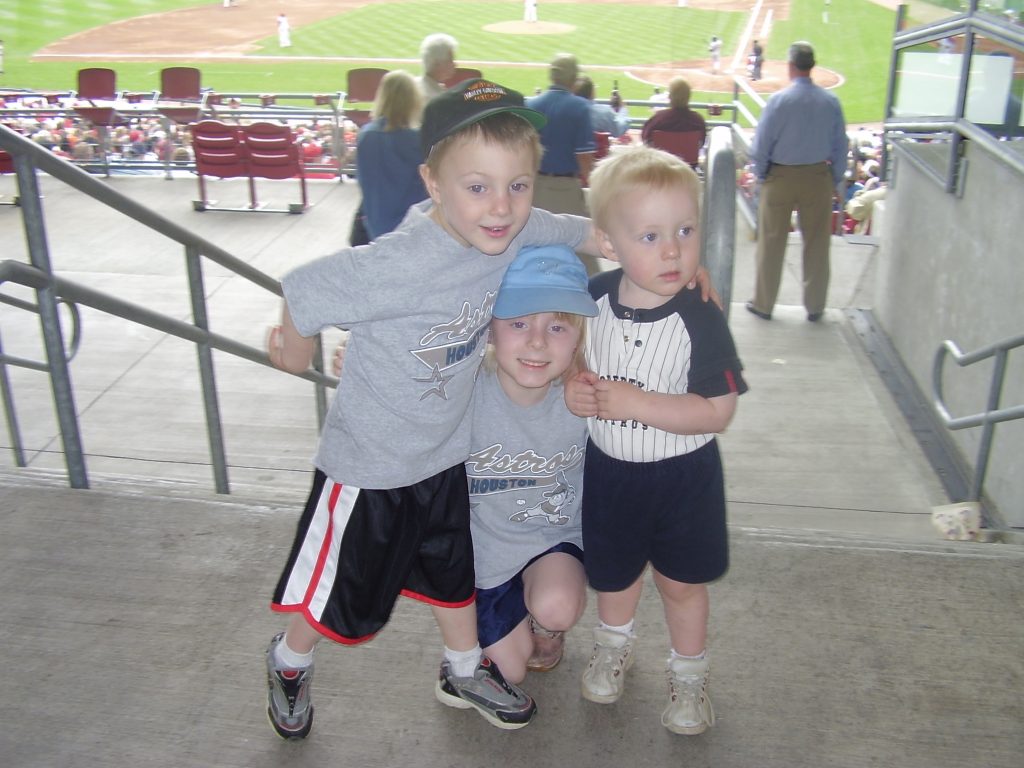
xmin=345 ymin=68 xmax=389 ymax=104
xmin=648 ymin=129 xmax=704 ymax=169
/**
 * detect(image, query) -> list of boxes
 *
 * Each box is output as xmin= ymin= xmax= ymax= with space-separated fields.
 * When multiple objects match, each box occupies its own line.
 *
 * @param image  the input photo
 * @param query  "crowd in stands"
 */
xmin=2 ymin=71 xmax=887 ymax=237
xmin=0 ymin=92 xmax=345 ymax=172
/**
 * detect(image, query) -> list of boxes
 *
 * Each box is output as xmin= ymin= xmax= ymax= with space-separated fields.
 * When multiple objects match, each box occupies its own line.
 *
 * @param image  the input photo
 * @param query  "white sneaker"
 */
xmin=661 ymin=655 xmax=715 ymax=735
xmin=580 ymin=626 xmax=635 ymax=704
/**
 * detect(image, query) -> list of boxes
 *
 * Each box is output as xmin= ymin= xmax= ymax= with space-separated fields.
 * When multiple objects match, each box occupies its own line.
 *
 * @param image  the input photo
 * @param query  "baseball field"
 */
xmin=2 ymin=0 xmax=918 ymax=123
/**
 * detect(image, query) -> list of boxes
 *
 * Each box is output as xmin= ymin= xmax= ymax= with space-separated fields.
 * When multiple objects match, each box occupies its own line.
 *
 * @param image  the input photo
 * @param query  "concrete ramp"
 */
xmin=3 ymin=474 xmax=1020 ymax=768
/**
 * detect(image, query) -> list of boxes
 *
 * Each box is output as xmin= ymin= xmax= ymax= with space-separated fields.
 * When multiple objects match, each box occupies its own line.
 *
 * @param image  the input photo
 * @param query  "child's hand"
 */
xmin=266 ymin=303 xmax=317 ymax=374
xmin=332 ymin=340 xmax=347 ymax=377
xmin=565 ymin=370 xmax=599 ymax=418
xmin=267 ymin=324 xmax=288 ymax=371
xmin=593 ymin=378 xmax=644 ymax=422
xmin=688 ymin=265 xmax=723 ymax=310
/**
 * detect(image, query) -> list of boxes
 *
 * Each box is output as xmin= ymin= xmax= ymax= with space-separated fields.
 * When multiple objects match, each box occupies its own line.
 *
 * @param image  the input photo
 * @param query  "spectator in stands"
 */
xmin=572 ymin=75 xmax=629 ymax=139
xmin=746 ymin=41 xmax=848 ymax=323
xmin=640 ymin=77 xmax=706 ymax=148
xmin=418 ymin=33 xmax=458 ymax=100
xmin=355 ymin=70 xmax=428 ymax=240
xmin=526 ymin=53 xmax=596 ymax=270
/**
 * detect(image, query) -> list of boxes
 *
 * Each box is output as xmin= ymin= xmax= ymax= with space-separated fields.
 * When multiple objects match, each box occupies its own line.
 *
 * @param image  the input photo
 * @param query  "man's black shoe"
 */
xmin=745 ymin=302 xmax=771 ymax=320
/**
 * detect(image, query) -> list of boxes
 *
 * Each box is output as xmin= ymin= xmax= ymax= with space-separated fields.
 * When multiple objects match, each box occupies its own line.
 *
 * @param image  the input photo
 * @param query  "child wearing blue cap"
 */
xmin=467 ymin=244 xmax=598 ymax=683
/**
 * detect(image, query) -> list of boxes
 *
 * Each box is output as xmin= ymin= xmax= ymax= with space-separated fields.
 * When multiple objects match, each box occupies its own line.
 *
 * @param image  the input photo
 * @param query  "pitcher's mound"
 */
xmin=484 ymin=21 xmax=575 ymax=34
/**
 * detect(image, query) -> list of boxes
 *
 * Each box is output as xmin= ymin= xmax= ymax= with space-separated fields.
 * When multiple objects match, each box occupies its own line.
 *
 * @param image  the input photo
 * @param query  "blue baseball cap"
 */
xmin=493 ymin=245 xmax=598 ymax=319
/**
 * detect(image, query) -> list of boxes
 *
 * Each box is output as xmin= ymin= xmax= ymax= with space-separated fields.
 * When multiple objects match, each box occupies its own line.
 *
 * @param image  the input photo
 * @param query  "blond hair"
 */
xmin=588 ymin=145 xmax=702 ymax=231
xmin=372 ymin=70 xmax=423 ymax=130
xmin=424 ymin=112 xmax=542 ymax=173
xmin=667 ymin=77 xmax=693 ymax=110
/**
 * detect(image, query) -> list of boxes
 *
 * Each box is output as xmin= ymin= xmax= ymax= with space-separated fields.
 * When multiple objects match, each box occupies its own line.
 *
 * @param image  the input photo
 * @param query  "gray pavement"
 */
xmin=1 ymin=175 xmax=1021 ymax=766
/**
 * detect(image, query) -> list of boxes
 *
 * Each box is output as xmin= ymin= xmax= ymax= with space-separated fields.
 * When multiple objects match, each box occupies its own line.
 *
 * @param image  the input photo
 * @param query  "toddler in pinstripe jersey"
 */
xmin=565 ymin=145 xmax=748 ymax=735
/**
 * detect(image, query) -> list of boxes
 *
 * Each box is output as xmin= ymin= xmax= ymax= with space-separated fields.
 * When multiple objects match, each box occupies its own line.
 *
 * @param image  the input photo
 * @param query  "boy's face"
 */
xmin=420 ymin=134 xmax=536 ymax=256
xmin=596 ymin=182 xmax=700 ymax=309
xmin=491 ymin=312 xmax=581 ymax=404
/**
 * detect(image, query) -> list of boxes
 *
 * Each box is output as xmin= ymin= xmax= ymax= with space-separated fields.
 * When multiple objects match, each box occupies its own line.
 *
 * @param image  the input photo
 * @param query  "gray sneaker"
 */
xmin=435 ymin=656 xmax=537 ymax=729
xmin=661 ymin=655 xmax=715 ymax=735
xmin=580 ymin=626 xmax=635 ymax=704
xmin=265 ymin=632 xmax=314 ymax=739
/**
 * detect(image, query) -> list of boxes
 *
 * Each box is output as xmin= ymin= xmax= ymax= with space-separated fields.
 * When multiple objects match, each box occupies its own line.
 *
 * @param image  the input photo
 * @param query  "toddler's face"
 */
xmin=597 ymin=183 xmax=700 ymax=309
xmin=491 ymin=312 xmax=581 ymax=405
xmin=422 ymin=134 xmax=536 ymax=256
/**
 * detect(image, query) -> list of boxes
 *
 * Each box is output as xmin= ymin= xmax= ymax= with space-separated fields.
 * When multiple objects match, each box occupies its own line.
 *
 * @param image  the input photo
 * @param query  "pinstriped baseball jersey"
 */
xmin=585 ymin=269 xmax=748 ymax=463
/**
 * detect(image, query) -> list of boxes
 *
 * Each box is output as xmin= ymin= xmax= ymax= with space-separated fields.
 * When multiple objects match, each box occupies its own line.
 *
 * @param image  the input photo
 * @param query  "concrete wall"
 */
xmin=874 ymin=141 xmax=1024 ymax=527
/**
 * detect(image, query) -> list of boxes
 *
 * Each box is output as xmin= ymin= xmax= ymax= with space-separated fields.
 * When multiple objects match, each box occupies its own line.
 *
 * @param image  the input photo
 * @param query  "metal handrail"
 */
xmin=932 ymin=333 xmax=1024 ymax=507
xmin=702 ymin=126 xmax=736 ymax=316
xmin=0 ymin=124 xmax=334 ymax=493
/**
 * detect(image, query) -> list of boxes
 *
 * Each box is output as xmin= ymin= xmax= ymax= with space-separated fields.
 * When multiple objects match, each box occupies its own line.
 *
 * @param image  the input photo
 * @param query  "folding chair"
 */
xmin=241 ymin=122 xmax=308 ymax=213
xmin=191 ymin=120 xmax=251 ymax=212
xmin=648 ymin=129 xmax=705 ymax=170
xmin=73 ymin=67 xmax=124 ymax=174
xmin=345 ymin=67 xmax=389 ymax=104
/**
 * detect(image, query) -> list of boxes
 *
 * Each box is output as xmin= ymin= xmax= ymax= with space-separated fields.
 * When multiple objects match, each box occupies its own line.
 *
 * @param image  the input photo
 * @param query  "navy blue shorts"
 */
xmin=582 ymin=440 xmax=728 ymax=591
xmin=475 ymin=542 xmax=584 ymax=648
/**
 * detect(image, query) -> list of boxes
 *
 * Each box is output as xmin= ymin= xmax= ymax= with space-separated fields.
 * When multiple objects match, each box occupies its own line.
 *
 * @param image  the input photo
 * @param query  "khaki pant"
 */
xmin=752 ymin=163 xmax=834 ymax=316
xmin=533 ymin=174 xmax=601 ymax=277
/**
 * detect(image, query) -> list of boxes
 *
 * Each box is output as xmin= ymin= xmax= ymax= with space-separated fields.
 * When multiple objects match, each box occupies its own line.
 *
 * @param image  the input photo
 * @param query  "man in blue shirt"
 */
xmin=747 ymin=41 xmax=848 ymax=322
xmin=573 ymin=75 xmax=629 ymax=139
xmin=527 ymin=54 xmax=597 ymax=272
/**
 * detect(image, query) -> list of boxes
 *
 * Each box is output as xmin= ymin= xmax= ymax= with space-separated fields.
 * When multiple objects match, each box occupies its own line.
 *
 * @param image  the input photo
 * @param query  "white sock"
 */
xmin=274 ymin=635 xmax=315 ymax=669
xmin=599 ymin=619 xmax=635 ymax=637
xmin=670 ymin=648 xmax=707 ymax=662
xmin=444 ymin=644 xmax=483 ymax=677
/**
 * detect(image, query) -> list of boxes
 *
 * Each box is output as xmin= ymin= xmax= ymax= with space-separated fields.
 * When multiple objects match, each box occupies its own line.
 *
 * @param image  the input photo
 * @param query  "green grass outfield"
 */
xmin=2 ymin=0 xmax=900 ymax=123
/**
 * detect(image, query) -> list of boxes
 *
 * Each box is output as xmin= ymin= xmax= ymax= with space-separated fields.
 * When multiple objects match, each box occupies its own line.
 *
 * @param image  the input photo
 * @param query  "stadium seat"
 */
xmin=449 ymin=67 xmax=483 ymax=86
xmin=158 ymin=67 xmax=207 ymax=124
xmin=241 ymin=122 xmax=308 ymax=213
xmin=593 ymin=131 xmax=611 ymax=160
xmin=191 ymin=120 xmax=251 ymax=211
xmin=343 ymin=108 xmax=372 ymax=128
xmin=191 ymin=120 xmax=307 ymax=213
xmin=73 ymin=67 xmax=124 ymax=174
xmin=345 ymin=67 xmax=389 ymax=104
xmin=0 ymin=150 xmax=19 ymax=206
xmin=648 ymin=129 xmax=704 ymax=170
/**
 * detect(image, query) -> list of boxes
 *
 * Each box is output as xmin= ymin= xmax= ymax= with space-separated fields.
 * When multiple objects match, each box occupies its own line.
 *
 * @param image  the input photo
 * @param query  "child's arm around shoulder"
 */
xmin=267 ymin=300 xmax=316 ymax=374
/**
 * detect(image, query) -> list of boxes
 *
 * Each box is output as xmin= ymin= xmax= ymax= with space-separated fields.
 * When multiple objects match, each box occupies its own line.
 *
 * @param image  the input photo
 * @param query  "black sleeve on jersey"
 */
xmin=680 ymin=292 xmax=750 ymax=398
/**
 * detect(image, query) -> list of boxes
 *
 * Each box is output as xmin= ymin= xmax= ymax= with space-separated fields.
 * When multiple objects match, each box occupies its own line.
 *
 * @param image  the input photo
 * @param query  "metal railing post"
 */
xmin=0 ymin=330 xmax=27 ymax=467
xmin=703 ymin=127 xmax=736 ymax=318
xmin=184 ymin=244 xmax=229 ymax=494
xmin=13 ymin=152 xmax=88 ymax=488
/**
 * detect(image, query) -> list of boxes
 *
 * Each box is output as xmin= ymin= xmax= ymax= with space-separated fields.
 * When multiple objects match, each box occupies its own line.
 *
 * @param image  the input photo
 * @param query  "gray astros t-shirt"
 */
xmin=467 ymin=370 xmax=586 ymax=589
xmin=282 ymin=201 xmax=589 ymax=489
